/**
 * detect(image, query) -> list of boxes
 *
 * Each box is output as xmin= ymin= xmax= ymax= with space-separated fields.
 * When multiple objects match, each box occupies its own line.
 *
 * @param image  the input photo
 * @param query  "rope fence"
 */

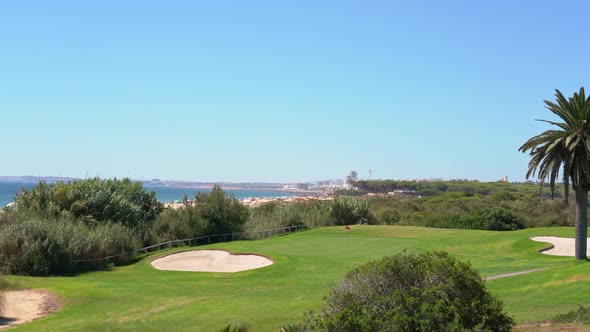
xmin=71 ymin=224 xmax=308 ymax=265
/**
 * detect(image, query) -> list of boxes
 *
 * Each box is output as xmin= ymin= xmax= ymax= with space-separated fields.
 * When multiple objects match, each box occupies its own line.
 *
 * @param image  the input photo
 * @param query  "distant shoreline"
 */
xmin=163 ymin=195 xmax=332 ymax=209
xmin=0 ymin=176 xmax=325 ymax=195
xmin=0 ymin=181 xmax=325 ymax=207
xmin=145 ymin=184 xmax=323 ymax=195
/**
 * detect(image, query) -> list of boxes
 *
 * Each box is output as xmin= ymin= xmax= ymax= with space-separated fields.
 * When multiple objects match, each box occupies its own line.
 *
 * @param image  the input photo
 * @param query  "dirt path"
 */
xmin=0 ymin=289 xmax=61 ymax=329
xmin=485 ymin=268 xmax=547 ymax=281
xmin=484 ymin=236 xmax=584 ymax=281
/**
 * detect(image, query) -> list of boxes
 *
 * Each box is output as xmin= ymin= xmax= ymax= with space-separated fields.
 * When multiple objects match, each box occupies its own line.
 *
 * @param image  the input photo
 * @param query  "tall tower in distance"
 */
xmin=345 ymin=171 xmax=358 ymax=189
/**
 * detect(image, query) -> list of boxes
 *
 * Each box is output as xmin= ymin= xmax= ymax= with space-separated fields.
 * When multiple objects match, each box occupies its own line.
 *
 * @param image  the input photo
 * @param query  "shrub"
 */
xmin=329 ymin=198 xmax=376 ymax=225
xmin=13 ymin=178 xmax=163 ymax=235
xmin=194 ymin=185 xmax=249 ymax=235
xmin=474 ymin=207 xmax=526 ymax=230
xmin=152 ymin=201 xmax=209 ymax=242
xmin=375 ymin=207 xmax=400 ymax=225
xmin=305 ymin=251 xmax=513 ymax=332
xmin=152 ymin=186 xmax=249 ymax=242
xmin=344 ymin=180 xmax=575 ymax=229
xmin=246 ymin=202 xmax=305 ymax=231
xmin=552 ymin=306 xmax=590 ymax=324
xmin=0 ymin=219 xmax=139 ymax=275
xmin=553 ymin=305 xmax=590 ymax=325
xmin=424 ymin=208 xmax=525 ymax=231
xmin=216 ymin=322 xmax=250 ymax=332
xmin=276 ymin=323 xmax=308 ymax=332
xmin=245 ymin=200 xmax=330 ymax=232
xmin=415 ymin=188 xmax=442 ymax=197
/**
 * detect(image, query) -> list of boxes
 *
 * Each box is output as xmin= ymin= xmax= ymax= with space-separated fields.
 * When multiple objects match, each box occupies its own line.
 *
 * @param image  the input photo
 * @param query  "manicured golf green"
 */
xmin=7 ymin=225 xmax=590 ymax=331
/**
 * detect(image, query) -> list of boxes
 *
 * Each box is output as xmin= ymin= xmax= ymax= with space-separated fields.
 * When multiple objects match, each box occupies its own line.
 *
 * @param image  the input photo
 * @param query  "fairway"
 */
xmin=8 ymin=225 xmax=590 ymax=331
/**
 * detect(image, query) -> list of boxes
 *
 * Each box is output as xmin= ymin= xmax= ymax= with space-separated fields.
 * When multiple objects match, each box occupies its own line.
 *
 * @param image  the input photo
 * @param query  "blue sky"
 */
xmin=0 ymin=1 xmax=588 ymax=183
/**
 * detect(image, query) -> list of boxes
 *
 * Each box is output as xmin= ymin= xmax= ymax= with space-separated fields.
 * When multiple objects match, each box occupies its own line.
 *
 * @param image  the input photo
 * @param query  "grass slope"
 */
xmin=8 ymin=225 xmax=590 ymax=331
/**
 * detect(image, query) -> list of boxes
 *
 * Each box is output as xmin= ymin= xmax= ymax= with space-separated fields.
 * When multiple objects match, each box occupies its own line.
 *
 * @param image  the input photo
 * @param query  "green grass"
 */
xmin=7 ymin=225 xmax=590 ymax=331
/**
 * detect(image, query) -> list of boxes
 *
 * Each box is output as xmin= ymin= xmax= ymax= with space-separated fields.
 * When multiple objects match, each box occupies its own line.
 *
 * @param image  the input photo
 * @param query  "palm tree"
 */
xmin=519 ymin=87 xmax=590 ymax=260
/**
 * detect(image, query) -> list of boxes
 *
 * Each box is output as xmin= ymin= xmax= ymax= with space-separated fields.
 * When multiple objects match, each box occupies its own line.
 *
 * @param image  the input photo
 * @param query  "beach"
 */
xmin=163 ymin=195 xmax=332 ymax=209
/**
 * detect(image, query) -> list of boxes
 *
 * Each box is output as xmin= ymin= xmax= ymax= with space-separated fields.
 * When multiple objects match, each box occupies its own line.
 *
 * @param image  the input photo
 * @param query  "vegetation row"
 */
xmin=0 ymin=175 xmax=577 ymax=276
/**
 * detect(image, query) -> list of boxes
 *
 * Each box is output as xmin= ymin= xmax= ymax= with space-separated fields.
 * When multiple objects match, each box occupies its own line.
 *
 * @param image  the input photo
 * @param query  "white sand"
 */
xmin=151 ymin=250 xmax=274 ymax=273
xmin=0 ymin=289 xmax=60 ymax=329
xmin=531 ymin=236 xmax=590 ymax=256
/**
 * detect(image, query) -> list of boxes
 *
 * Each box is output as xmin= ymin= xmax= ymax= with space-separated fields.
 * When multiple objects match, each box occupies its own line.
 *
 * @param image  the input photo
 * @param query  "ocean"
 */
xmin=0 ymin=181 xmax=297 ymax=207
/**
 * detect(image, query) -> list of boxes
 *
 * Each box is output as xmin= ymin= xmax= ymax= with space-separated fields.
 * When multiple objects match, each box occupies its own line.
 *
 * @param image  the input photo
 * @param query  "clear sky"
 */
xmin=0 ymin=1 xmax=588 ymax=183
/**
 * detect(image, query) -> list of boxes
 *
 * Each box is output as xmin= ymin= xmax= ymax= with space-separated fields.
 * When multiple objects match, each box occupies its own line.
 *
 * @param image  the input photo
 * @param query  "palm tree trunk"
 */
xmin=575 ymin=189 xmax=588 ymax=260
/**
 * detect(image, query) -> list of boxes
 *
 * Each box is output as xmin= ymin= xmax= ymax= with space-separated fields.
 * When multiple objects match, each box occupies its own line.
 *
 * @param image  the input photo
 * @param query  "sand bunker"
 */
xmin=0 ymin=289 xmax=61 ymax=329
xmin=151 ymin=250 xmax=274 ymax=273
xmin=531 ymin=236 xmax=590 ymax=256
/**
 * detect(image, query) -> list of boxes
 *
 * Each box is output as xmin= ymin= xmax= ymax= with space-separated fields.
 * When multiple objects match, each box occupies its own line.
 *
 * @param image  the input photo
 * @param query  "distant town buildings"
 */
xmin=388 ymin=189 xmax=417 ymax=196
xmin=344 ymin=170 xmax=358 ymax=190
xmin=283 ymin=183 xmax=312 ymax=191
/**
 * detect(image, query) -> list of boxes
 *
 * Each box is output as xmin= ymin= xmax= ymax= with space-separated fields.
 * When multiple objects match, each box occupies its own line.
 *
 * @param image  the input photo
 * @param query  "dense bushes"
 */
xmin=328 ymin=198 xmax=375 ymax=225
xmin=304 ymin=251 xmax=513 ymax=331
xmin=193 ymin=185 xmax=249 ymax=235
xmin=368 ymin=191 xmax=571 ymax=229
xmin=11 ymin=178 xmax=162 ymax=232
xmin=152 ymin=201 xmax=208 ymax=242
xmin=247 ymin=188 xmax=561 ymax=232
xmin=353 ymin=179 xmax=564 ymax=199
xmin=353 ymin=179 xmax=573 ymax=229
xmin=424 ymin=207 xmax=526 ymax=231
xmin=0 ymin=220 xmax=139 ymax=275
xmin=246 ymin=201 xmax=325 ymax=232
xmin=245 ymin=198 xmax=375 ymax=232
xmin=0 ymin=178 xmax=161 ymax=275
xmin=0 ymin=181 xmax=252 ymax=275
xmin=152 ymin=186 xmax=249 ymax=242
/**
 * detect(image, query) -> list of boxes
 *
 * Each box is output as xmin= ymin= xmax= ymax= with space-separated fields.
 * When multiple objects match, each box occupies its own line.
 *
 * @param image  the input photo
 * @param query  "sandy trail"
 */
xmin=151 ymin=250 xmax=274 ymax=272
xmin=0 ymin=289 xmax=60 ymax=329
xmin=531 ymin=236 xmax=590 ymax=256
xmin=485 ymin=268 xmax=547 ymax=281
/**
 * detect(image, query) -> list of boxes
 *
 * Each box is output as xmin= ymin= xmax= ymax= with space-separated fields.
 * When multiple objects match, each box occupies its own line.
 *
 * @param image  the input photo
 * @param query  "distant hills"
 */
xmin=0 ymin=176 xmax=78 ymax=183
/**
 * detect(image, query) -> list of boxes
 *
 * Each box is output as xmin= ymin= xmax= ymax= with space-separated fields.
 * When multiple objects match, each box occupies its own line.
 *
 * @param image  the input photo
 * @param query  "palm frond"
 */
xmin=520 ymin=87 xmax=590 ymax=200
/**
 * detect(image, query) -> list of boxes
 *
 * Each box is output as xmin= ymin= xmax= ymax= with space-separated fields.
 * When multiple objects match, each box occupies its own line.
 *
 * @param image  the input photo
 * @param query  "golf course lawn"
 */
xmin=7 ymin=225 xmax=590 ymax=331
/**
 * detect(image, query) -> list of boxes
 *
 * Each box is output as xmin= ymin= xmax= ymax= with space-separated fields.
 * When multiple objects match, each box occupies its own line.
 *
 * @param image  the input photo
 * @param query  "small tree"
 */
xmin=194 ymin=185 xmax=249 ymax=235
xmin=305 ymin=251 xmax=513 ymax=332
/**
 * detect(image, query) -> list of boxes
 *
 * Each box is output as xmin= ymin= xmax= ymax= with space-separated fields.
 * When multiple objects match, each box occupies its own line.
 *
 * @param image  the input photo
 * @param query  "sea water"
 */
xmin=0 ymin=181 xmax=296 ymax=207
